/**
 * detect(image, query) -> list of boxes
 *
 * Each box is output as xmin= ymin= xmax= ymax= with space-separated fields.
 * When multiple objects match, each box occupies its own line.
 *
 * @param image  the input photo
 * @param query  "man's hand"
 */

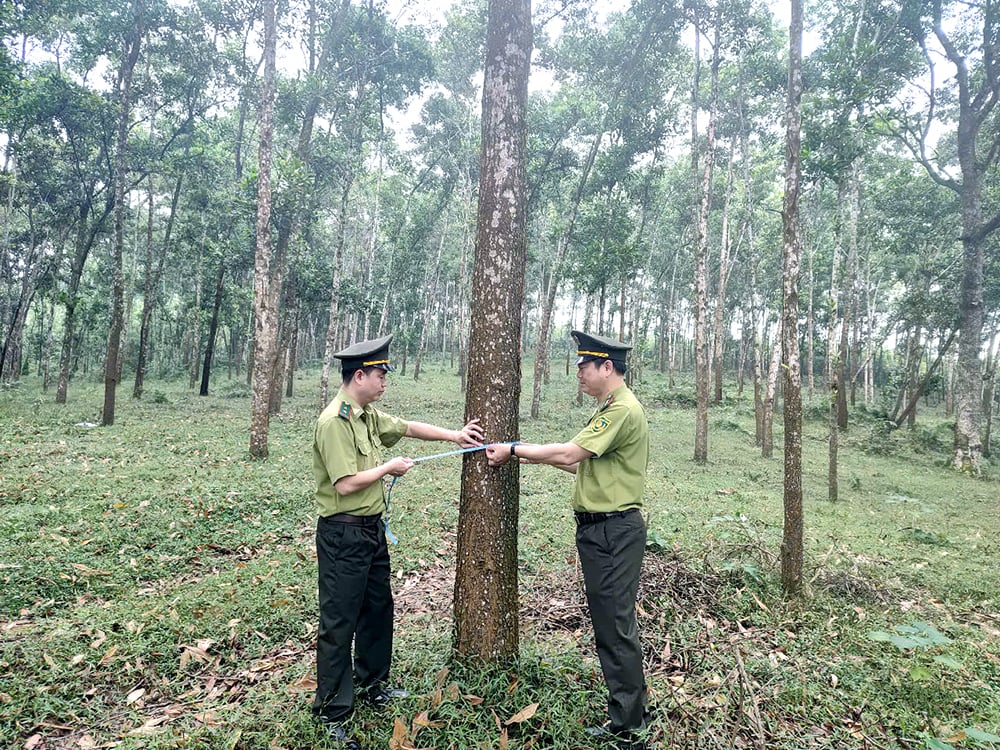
xmin=385 ymin=457 xmax=415 ymax=477
xmin=454 ymin=418 xmax=485 ymax=448
xmin=485 ymin=443 xmax=512 ymax=467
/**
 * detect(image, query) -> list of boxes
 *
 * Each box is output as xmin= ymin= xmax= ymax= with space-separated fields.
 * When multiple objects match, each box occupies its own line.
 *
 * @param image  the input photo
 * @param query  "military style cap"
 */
xmin=572 ymin=329 xmax=631 ymax=367
xmin=333 ymin=334 xmax=394 ymax=373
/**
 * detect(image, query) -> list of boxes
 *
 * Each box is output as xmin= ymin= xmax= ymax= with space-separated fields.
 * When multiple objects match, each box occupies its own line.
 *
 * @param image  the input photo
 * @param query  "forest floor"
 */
xmin=2 ymin=364 xmax=999 ymax=750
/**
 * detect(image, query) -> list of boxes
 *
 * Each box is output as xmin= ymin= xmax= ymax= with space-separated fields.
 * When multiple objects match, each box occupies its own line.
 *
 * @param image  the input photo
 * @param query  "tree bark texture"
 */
xmin=249 ymin=0 xmax=277 ymax=459
xmin=102 ymin=3 xmax=143 ymax=426
xmin=454 ymin=0 xmax=531 ymax=664
xmin=693 ymin=30 xmax=720 ymax=464
xmin=780 ymin=0 xmax=804 ymax=597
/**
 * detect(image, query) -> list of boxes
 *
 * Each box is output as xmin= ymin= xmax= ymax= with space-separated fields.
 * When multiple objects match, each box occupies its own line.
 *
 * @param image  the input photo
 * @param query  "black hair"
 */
xmin=342 ymin=365 xmax=381 ymax=384
xmin=612 ymin=359 xmax=627 ymax=376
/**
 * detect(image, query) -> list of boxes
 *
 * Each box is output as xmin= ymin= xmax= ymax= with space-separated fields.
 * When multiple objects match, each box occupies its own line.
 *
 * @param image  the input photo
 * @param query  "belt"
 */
xmin=322 ymin=513 xmax=382 ymax=526
xmin=574 ymin=508 xmax=640 ymax=526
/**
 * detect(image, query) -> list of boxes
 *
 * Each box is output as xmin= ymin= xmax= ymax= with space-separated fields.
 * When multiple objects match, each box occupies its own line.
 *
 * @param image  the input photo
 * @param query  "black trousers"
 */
xmin=576 ymin=509 xmax=648 ymax=733
xmin=312 ymin=516 xmax=393 ymax=722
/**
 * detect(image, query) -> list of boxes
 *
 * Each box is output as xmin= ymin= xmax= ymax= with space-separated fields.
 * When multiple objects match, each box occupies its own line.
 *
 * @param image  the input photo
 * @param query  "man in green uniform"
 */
xmin=312 ymin=334 xmax=483 ymax=748
xmin=485 ymin=330 xmax=650 ymax=749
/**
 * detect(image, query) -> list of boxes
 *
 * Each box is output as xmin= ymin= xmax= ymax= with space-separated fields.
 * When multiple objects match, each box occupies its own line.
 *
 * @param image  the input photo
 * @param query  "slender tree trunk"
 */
xmin=693 ymin=29 xmax=720 ymax=464
xmin=319 ymin=178 xmax=352 ymax=408
xmin=200 ymin=260 xmax=226 ymax=396
xmin=982 ymin=322 xmax=999 ymax=458
xmin=762 ymin=319 xmax=782 ymax=459
xmin=102 ymin=3 xmax=143 ymax=426
xmin=249 ymin=0 xmax=277 ymax=459
xmin=780 ymin=0 xmax=804 ymax=596
xmin=806 ymin=244 xmax=815 ymax=401
xmin=454 ymin=0 xmax=530 ymax=663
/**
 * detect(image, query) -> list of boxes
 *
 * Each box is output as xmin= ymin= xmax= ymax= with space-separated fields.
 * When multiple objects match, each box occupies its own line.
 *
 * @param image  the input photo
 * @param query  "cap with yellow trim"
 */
xmin=572 ymin=329 xmax=631 ymax=367
xmin=334 ymin=334 xmax=394 ymax=373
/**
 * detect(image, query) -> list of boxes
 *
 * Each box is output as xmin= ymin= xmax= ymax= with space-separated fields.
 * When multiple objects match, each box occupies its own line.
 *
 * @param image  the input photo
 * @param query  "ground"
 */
xmin=1 ymin=363 xmax=998 ymax=749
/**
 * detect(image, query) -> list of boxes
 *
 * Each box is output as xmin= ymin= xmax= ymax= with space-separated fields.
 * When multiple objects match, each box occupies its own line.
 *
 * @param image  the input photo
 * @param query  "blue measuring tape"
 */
xmin=383 ymin=444 xmax=500 ymax=544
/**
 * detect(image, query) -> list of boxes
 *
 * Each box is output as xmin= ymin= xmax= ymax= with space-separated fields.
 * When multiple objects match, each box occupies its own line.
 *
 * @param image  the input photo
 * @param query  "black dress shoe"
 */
xmin=320 ymin=720 xmax=362 ymax=750
xmin=365 ymin=685 xmax=410 ymax=707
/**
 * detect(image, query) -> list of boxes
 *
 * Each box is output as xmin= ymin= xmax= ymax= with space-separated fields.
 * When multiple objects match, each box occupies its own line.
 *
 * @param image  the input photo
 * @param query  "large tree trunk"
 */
xmin=454 ymin=0 xmax=530 ymax=663
xmin=102 ymin=3 xmax=143 ymax=426
xmin=248 ymin=0 xmax=277 ymax=459
xmin=780 ymin=0 xmax=804 ymax=596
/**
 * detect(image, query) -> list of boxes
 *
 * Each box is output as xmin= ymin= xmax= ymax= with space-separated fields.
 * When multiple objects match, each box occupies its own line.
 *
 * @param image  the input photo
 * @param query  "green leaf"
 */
xmin=908 ymin=665 xmax=933 ymax=681
xmin=964 ymin=727 xmax=1000 ymax=743
xmin=931 ymin=655 xmax=963 ymax=670
xmin=924 ymin=738 xmax=956 ymax=750
xmin=867 ymin=630 xmax=921 ymax=650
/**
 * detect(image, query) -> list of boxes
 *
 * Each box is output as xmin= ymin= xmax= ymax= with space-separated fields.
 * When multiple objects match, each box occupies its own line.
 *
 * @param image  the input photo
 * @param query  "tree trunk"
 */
xmin=200 ymin=260 xmax=226 ymax=396
xmin=762 ymin=319 xmax=782 ymax=459
xmin=319 ymin=178 xmax=352 ymax=408
xmin=454 ymin=0 xmax=530 ymax=664
xmin=249 ymin=0 xmax=277 ymax=459
xmin=693 ymin=29 xmax=720 ymax=464
xmin=780 ymin=0 xmax=804 ymax=596
xmin=102 ymin=6 xmax=143 ymax=425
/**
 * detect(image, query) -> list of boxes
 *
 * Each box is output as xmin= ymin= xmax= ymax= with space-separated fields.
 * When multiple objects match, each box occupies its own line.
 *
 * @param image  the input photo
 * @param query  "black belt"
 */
xmin=322 ymin=513 xmax=382 ymax=526
xmin=574 ymin=508 xmax=640 ymax=526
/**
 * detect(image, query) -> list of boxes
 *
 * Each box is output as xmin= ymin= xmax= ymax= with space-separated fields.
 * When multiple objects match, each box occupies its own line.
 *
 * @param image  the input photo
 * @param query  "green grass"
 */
xmin=1 ymin=362 xmax=998 ymax=749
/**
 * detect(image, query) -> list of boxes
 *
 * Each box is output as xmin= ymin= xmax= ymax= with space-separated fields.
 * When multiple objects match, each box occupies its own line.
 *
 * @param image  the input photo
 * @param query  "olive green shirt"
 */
xmin=570 ymin=384 xmax=649 ymax=513
xmin=313 ymin=388 xmax=409 ymax=517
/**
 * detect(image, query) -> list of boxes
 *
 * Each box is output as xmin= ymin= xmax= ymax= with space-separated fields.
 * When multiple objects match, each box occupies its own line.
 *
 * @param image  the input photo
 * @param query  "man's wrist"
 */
xmin=510 ymin=441 xmax=520 ymax=457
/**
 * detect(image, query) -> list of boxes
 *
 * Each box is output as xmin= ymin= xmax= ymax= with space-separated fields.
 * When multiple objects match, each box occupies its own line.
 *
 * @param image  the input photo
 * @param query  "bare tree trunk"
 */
xmin=894 ymin=328 xmax=957 ymax=429
xmin=102 ymin=3 xmax=143 ymax=426
xmin=415 ymin=223 xmax=447 ymax=381
xmin=712 ymin=145 xmax=737 ymax=404
xmin=693 ymin=29 xmax=720 ymax=464
xmin=806 ymin=244 xmax=815 ymax=401
xmin=319 ymin=179 xmax=351 ymax=408
xmin=200 ymin=260 xmax=226 ymax=396
xmin=762 ymin=319 xmax=782 ymax=459
xmin=249 ymin=0 xmax=277 ymax=459
xmin=454 ymin=0 xmax=530 ymax=663
xmin=982 ymin=321 xmax=999 ymax=458
xmin=780 ymin=0 xmax=804 ymax=596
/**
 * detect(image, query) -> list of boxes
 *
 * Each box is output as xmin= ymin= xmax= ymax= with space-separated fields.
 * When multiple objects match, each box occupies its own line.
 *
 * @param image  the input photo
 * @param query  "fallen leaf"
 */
xmin=193 ymin=710 xmax=221 ymax=726
xmin=23 ymin=735 xmax=43 ymax=749
xmin=506 ymin=702 xmax=539 ymax=725
xmin=129 ymin=714 xmax=170 ymax=735
xmin=288 ymin=675 xmax=317 ymax=693
xmin=126 ymin=688 xmax=146 ymax=704
xmin=499 ymin=728 xmax=508 ymax=750
xmin=463 ymin=693 xmax=484 ymax=705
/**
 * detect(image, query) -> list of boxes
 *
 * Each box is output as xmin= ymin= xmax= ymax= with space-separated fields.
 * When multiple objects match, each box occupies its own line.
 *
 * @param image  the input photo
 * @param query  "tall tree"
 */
xmin=780 ymin=0 xmax=804 ymax=596
xmin=101 ymin=1 xmax=143 ymax=425
xmin=454 ymin=0 xmax=531 ymax=663
xmin=248 ymin=0 xmax=277 ymax=459
xmin=892 ymin=0 xmax=1000 ymax=473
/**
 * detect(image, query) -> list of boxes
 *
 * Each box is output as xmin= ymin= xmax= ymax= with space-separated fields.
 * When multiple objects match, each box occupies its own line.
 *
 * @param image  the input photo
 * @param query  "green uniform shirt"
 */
xmin=312 ymin=388 xmax=408 ymax=517
xmin=570 ymin=384 xmax=649 ymax=513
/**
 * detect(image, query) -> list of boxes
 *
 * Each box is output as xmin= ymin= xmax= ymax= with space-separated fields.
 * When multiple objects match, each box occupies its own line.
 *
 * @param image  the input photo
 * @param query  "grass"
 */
xmin=1 ymin=361 xmax=998 ymax=749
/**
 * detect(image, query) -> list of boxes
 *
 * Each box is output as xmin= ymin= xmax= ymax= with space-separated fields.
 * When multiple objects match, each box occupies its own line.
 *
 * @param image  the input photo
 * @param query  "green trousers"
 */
xmin=576 ymin=509 xmax=648 ymax=732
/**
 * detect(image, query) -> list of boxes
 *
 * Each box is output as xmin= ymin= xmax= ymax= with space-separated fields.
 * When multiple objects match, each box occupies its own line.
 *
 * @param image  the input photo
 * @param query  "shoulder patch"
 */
xmin=592 ymin=415 xmax=611 ymax=433
xmin=338 ymin=401 xmax=353 ymax=420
